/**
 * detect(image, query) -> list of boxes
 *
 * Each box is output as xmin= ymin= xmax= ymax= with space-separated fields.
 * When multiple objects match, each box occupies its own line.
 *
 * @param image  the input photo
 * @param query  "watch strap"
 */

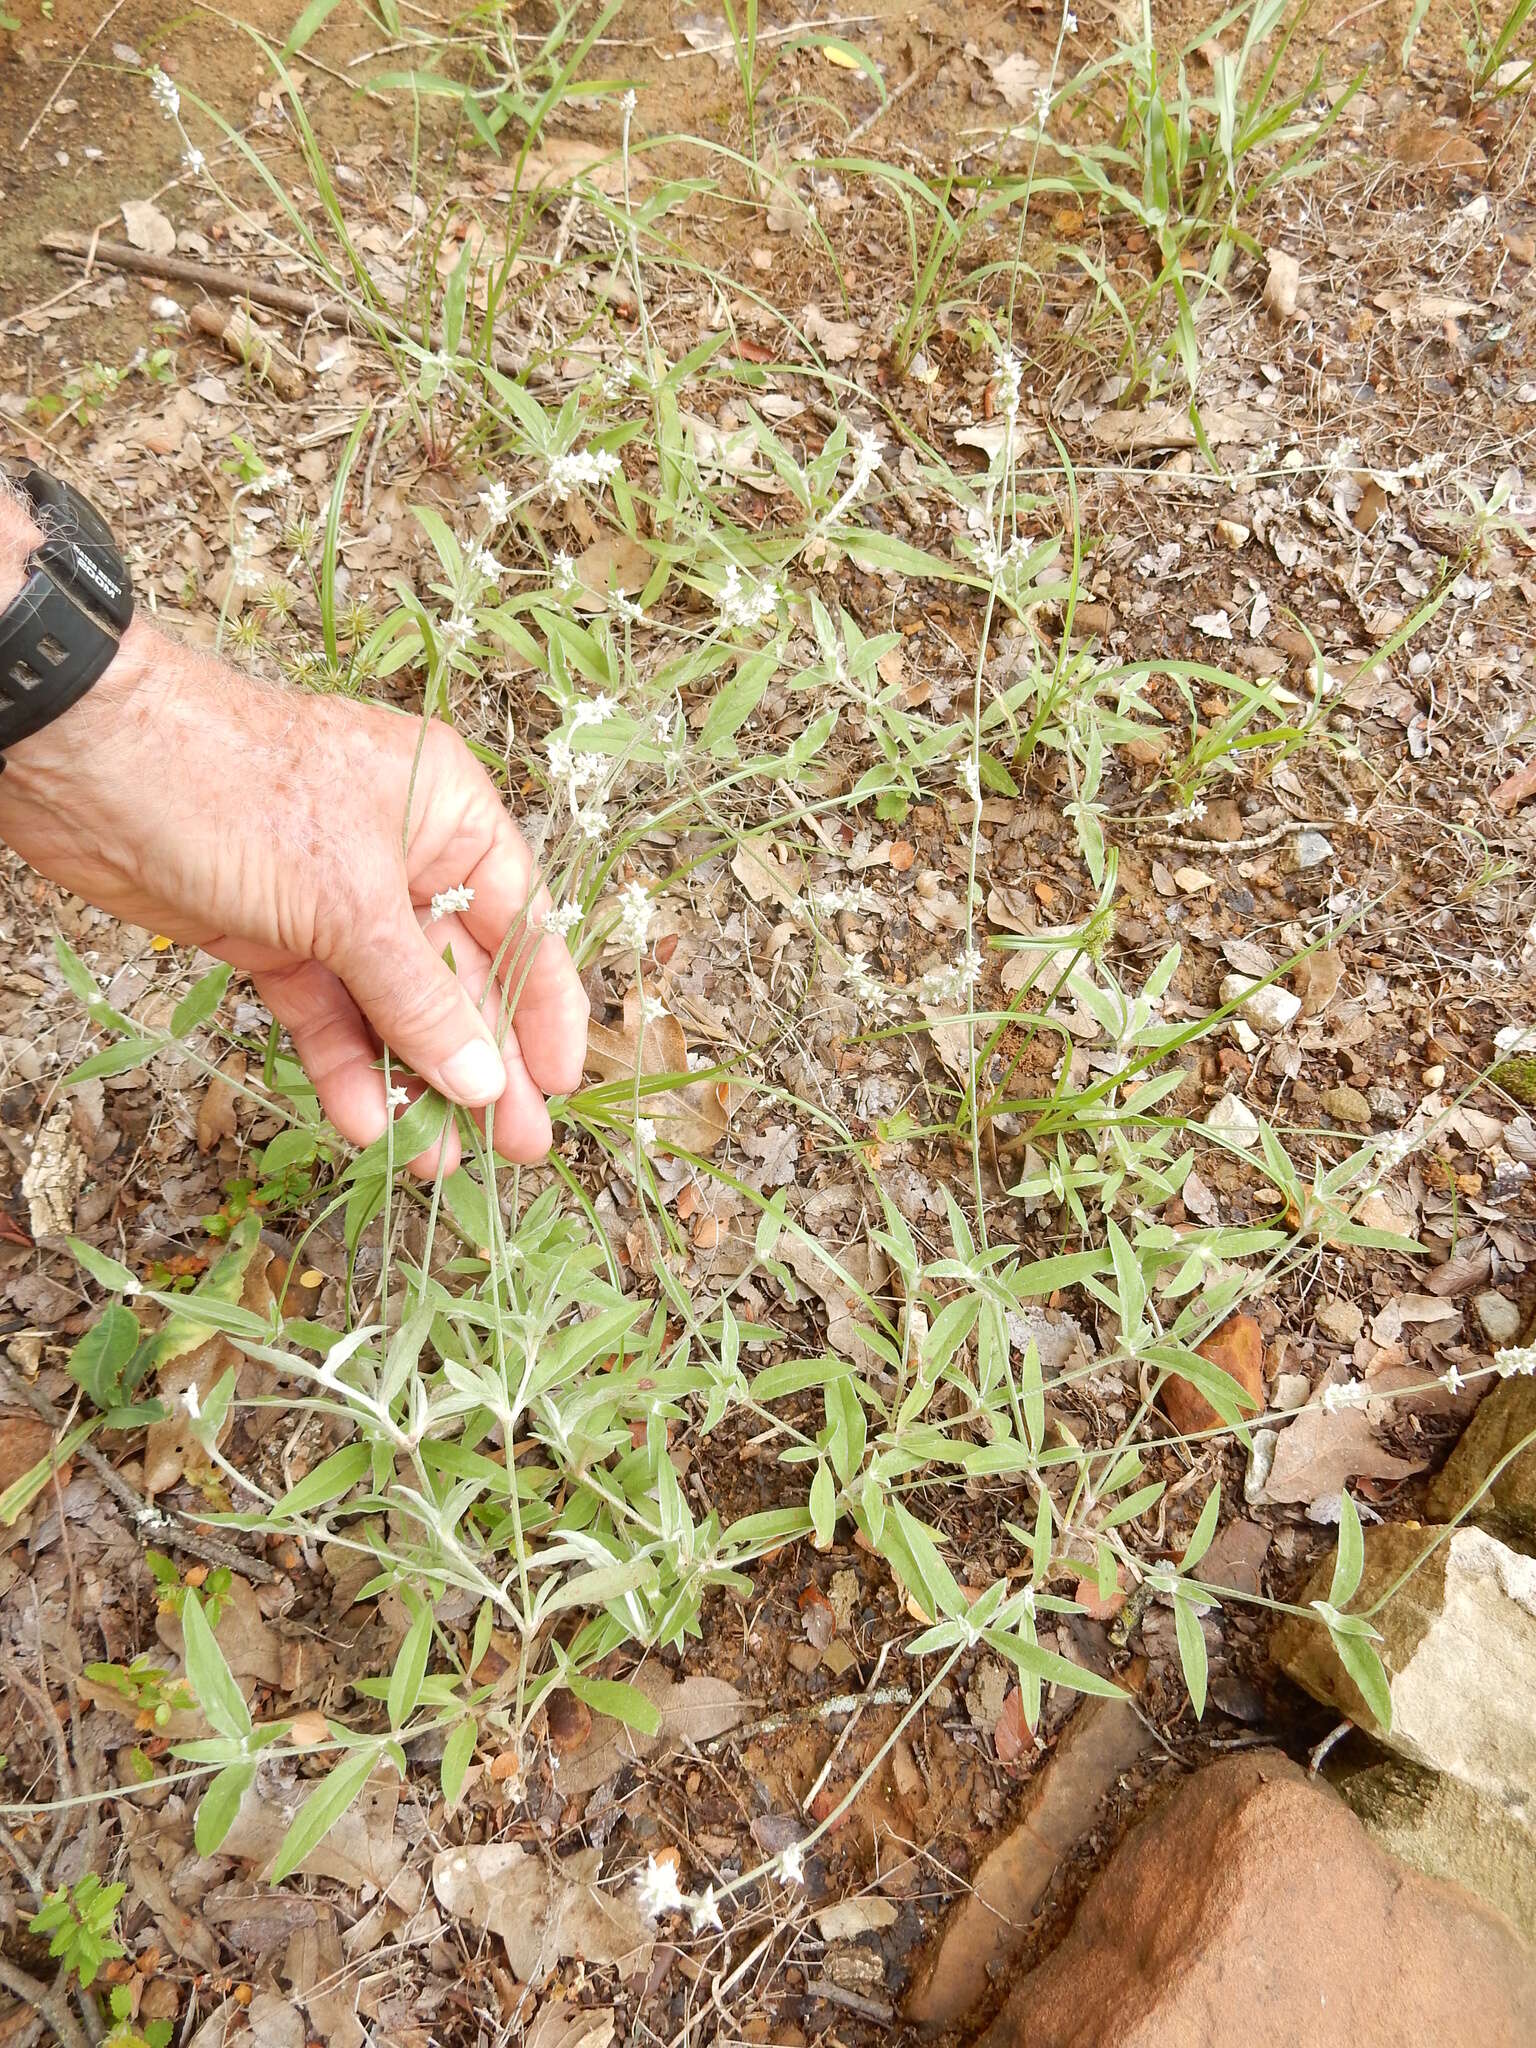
xmin=0 ymin=467 xmax=133 ymax=757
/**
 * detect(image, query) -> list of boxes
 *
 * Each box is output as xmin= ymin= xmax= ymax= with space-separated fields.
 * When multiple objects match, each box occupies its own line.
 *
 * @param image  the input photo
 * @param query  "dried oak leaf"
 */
xmin=432 ymin=1842 xmax=653 ymax=1981
xmin=584 ymin=1008 xmax=728 ymax=1156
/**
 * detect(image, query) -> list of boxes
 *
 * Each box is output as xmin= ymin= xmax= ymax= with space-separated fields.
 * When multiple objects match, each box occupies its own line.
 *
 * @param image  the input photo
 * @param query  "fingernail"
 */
xmin=441 ymin=1038 xmax=506 ymax=1105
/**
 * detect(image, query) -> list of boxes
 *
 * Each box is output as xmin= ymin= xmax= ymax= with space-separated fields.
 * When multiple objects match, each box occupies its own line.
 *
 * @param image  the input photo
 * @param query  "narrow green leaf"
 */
xmin=1173 ymin=1595 xmax=1209 ymax=1719
xmin=196 ymin=1760 xmax=257 ymax=1854
xmin=270 ymin=1746 xmax=384 ymax=1884
xmin=274 ymin=1441 xmax=370 ymax=1520
xmin=1333 ymin=1629 xmax=1393 ymax=1734
xmin=171 ymin=964 xmax=234 ymax=1040
xmin=1181 ymin=1482 xmax=1222 ymax=1573
xmin=440 ymin=1718 xmax=477 ymax=1806
xmin=809 ymin=1460 xmax=835 ymax=1547
xmin=181 ymin=1593 xmax=252 ymax=1743
xmin=1329 ymin=1491 xmax=1365 ymax=1611
xmin=564 ymin=1672 xmax=664 ymax=1736
xmin=387 ymin=1598 xmax=433 ymax=1729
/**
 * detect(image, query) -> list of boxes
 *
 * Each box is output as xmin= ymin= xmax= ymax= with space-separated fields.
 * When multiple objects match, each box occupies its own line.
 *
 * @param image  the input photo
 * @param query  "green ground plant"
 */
xmin=20 ymin=0 xmax=1531 ymax=1934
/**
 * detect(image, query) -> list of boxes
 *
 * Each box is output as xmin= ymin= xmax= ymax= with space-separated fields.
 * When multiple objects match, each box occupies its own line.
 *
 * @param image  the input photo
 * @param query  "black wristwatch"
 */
xmin=0 ymin=466 xmax=133 ymax=763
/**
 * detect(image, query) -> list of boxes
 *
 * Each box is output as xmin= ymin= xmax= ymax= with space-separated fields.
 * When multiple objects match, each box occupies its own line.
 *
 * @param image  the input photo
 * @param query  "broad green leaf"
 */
xmin=171 ymin=963 xmax=234 ymax=1039
xmin=66 ymin=1305 xmax=141 ymax=1411
xmin=68 ymin=1238 xmax=139 ymax=1294
xmin=273 ymin=1441 xmax=371 ymax=1519
xmin=809 ymin=1460 xmax=836 ymax=1548
xmin=1333 ymin=1628 xmax=1393 ymax=1734
xmin=1181 ymin=1483 xmax=1222 ymax=1573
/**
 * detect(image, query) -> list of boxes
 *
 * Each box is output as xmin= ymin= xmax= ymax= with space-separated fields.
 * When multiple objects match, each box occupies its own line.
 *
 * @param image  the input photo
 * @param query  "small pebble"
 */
xmin=1295 ymin=830 xmax=1333 ymax=870
xmin=1367 ymin=1083 xmax=1408 ymax=1121
xmin=1320 ymin=1084 xmax=1373 ymax=1127
xmin=1208 ymin=1093 xmax=1261 ymax=1147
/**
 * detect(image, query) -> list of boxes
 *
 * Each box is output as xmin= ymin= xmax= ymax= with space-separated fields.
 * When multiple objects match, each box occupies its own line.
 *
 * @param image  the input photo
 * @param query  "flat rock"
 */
xmin=905 ymin=1696 xmax=1154 ymax=2026
xmin=1273 ymin=1524 xmax=1536 ymax=1804
xmin=978 ymin=1751 xmax=1536 ymax=2048
xmin=1426 ymin=1378 xmax=1536 ymax=1551
xmin=1343 ymin=1758 xmax=1536 ymax=1944
xmin=1219 ymin=972 xmax=1301 ymax=1034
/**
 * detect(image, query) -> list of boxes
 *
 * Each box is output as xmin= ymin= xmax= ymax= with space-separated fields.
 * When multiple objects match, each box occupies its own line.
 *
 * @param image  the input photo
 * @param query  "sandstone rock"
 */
xmin=978 ymin=1751 xmax=1536 ymax=2048
xmin=1344 ymin=1758 xmax=1536 ymax=1945
xmin=1315 ymin=1297 xmax=1364 ymax=1344
xmin=1159 ymin=1313 xmax=1265 ymax=1435
xmin=1273 ymin=1524 xmax=1536 ymax=1804
xmin=1426 ymin=1377 xmax=1536 ymax=1550
xmin=905 ymin=1696 xmax=1153 ymax=2025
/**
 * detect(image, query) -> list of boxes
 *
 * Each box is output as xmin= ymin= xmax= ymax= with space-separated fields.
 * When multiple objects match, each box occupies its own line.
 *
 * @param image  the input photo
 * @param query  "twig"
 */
xmin=17 ymin=0 xmax=126 ymax=153
xmin=1129 ymin=817 xmax=1338 ymax=854
xmin=0 ymin=1956 xmax=96 ymax=2048
xmin=703 ymin=1683 xmax=912 ymax=1749
xmin=0 ymin=1361 xmax=276 ymax=1584
xmin=802 ymin=1641 xmax=890 ymax=1815
xmin=38 ymin=234 xmax=531 ymax=380
xmin=802 ymin=1979 xmax=895 ymax=2022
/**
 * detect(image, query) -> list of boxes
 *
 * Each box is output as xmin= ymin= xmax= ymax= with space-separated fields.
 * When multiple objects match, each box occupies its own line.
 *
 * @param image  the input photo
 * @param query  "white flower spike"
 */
xmin=690 ymin=1885 xmax=723 ymax=1933
xmin=779 ymin=1842 xmax=806 ymax=1887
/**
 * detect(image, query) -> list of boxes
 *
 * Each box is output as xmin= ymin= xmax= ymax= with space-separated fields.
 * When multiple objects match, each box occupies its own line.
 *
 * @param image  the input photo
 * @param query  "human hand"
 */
xmin=0 ymin=500 xmax=587 ymax=1174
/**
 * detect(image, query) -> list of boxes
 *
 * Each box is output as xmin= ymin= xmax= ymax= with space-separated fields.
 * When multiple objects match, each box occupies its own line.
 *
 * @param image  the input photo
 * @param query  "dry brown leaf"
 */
xmin=0 ymin=1412 xmax=56 ymax=1497
xmin=1261 ymin=1402 xmax=1426 ymax=1506
xmin=731 ymin=836 xmax=806 ymax=910
xmin=584 ymin=1005 xmax=728 ymax=1156
xmin=557 ymin=1662 xmax=746 ymax=1798
xmin=122 ymin=198 xmax=175 ymax=256
xmin=572 ymin=531 xmax=651 ymax=612
xmin=1088 ymin=402 xmax=1271 ymax=454
xmin=432 ymin=1842 xmax=653 ymax=1980
xmin=489 ymin=137 xmax=646 ymax=197
xmin=195 ymin=1053 xmax=244 ymax=1153
xmin=221 ymin=1768 xmax=405 ymax=1890
xmin=802 ymin=304 xmax=863 ymax=363
xmin=1263 ymin=247 xmax=1300 ymax=319
xmin=815 ymin=1896 xmax=899 ymax=1940
xmin=988 ymin=52 xmax=1048 ymax=110
xmin=527 ymin=2004 xmax=617 ymax=2048
xmin=156 ymin=1572 xmax=281 ymax=1686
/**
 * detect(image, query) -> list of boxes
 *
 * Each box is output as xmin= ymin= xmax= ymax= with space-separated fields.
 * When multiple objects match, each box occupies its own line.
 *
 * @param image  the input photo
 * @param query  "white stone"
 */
xmin=1207 ymin=1093 xmax=1261 ymax=1148
xmin=1475 ymin=1291 xmax=1523 ymax=1346
xmin=1295 ymin=830 xmax=1333 ymax=869
xmin=1220 ymin=972 xmax=1302 ymax=1034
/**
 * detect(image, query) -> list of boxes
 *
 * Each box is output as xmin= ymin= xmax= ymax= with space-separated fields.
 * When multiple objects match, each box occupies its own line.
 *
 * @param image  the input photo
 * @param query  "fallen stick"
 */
xmin=190 ymin=301 xmax=307 ymax=401
xmin=39 ymin=230 xmax=531 ymax=378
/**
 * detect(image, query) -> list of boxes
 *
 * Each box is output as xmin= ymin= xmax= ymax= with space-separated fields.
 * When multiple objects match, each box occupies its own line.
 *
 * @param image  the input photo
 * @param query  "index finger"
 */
xmin=461 ymin=809 xmax=589 ymax=1098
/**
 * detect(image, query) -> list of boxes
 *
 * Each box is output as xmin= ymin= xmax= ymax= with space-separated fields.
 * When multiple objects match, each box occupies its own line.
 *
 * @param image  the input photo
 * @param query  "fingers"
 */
xmin=252 ymin=961 xmax=461 ymax=1178
xmin=460 ymin=811 xmax=589 ymax=1098
xmin=329 ymin=905 xmax=508 ymax=1113
xmin=429 ymin=912 xmax=555 ymax=1163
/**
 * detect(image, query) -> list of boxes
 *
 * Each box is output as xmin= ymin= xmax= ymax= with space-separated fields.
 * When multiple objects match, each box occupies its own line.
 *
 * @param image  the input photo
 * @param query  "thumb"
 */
xmin=334 ymin=908 xmax=507 ymax=1107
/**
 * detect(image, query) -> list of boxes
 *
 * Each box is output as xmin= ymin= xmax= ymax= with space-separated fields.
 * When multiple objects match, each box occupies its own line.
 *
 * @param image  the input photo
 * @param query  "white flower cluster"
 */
xmin=995 ymin=353 xmax=1022 ymax=420
xmin=718 ymin=562 xmax=779 ymax=634
xmin=544 ymin=731 xmax=610 ymax=835
xmin=843 ymin=954 xmax=891 ymax=1015
xmin=850 ymin=427 xmax=884 ymax=493
xmin=150 ymin=68 xmax=180 ymax=119
xmin=615 ymin=879 xmax=654 ymax=951
xmin=958 ymin=754 xmax=982 ymax=804
xmin=918 ymin=947 xmax=983 ymax=1006
xmin=429 ymin=884 xmax=475 ymax=921
xmin=1033 ymin=85 xmax=1052 ymax=125
xmin=633 ymin=1854 xmax=726 ymax=1933
xmin=540 ymin=901 xmax=582 ymax=940
xmin=465 ymin=542 xmax=503 ymax=588
xmin=812 ymin=884 xmax=880 ymax=917
xmin=1169 ymin=797 xmax=1208 ymax=824
xmin=545 ymin=446 xmax=621 ymax=504
xmin=1320 ymin=1379 xmax=1372 ymax=1414
xmin=570 ymin=692 xmax=618 ymax=730
xmin=438 ymin=607 xmax=478 ymax=653
xmin=246 ymin=463 xmax=292 ymax=497
xmin=183 ymin=146 xmax=206 ymax=175
xmin=1494 ymin=1346 xmax=1536 ymax=1379
xmin=479 ymin=480 xmax=512 ymax=525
